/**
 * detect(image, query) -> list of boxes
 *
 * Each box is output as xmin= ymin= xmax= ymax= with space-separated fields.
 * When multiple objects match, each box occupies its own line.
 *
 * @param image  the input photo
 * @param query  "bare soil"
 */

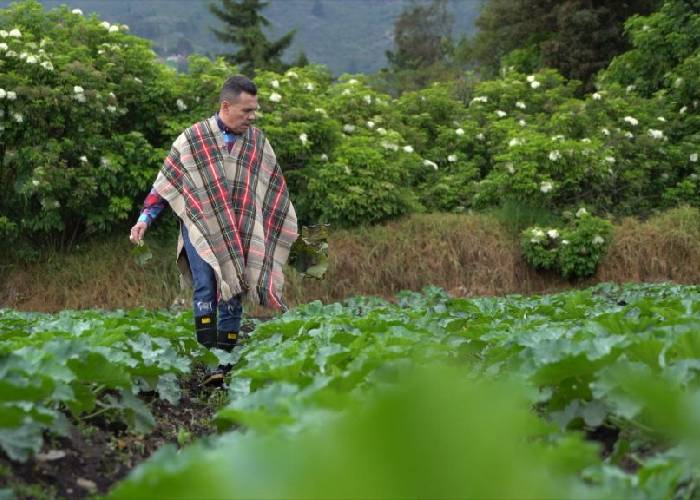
xmin=0 ymin=363 xmax=223 ymax=499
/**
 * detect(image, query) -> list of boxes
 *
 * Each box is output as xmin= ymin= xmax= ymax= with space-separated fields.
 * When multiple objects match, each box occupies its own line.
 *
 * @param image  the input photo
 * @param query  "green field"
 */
xmin=2 ymin=283 xmax=700 ymax=498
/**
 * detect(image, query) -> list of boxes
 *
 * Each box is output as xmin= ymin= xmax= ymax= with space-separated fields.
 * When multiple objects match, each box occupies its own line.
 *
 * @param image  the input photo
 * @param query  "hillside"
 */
xmin=0 ymin=0 xmax=481 ymax=74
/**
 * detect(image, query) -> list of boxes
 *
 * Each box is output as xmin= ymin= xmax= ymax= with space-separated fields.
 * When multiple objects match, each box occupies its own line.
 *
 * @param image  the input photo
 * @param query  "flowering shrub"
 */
xmin=522 ymin=211 xmax=613 ymax=279
xmin=1 ymin=0 xmax=698 ymax=260
xmin=0 ymin=1 xmax=192 ymax=256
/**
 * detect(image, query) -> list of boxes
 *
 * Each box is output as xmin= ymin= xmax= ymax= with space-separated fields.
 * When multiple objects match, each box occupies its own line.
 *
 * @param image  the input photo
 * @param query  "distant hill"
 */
xmin=0 ymin=0 xmax=482 ymax=74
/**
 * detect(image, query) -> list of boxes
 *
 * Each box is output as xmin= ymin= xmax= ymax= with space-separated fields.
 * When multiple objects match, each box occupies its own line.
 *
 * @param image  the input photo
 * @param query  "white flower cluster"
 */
xmin=647 ymin=129 xmax=664 ymax=139
xmin=402 ymin=145 xmax=414 ymax=153
xmin=530 ymin=227 xmax=560 ymax=244
xmin=509 ymin=137 xmax=523 ymax=148
xmin=342 ymin=124 xmax=355 ymax=133
xmin=592 ymin=92 xmax=602 ymax=101
xmin=299 ymin=133 xmax=308 ymax=145
xmin=381 ymin=141 xmax=398 ymax=151
xmin=576 ymin=207 xmax=588 ymax=217
xmin=623 ymin=116 xmax=639 ymax=126
xmin=73 ymin=85 xmax=86 ymax=103
xmin=269 ymin=92 xmax=282 ymax=103
xmin=495 ymin=110 xmax=507 ymax=118
xmin=447 ymin=154 xmax=457 ymax=162
xmin=540 ymin=181 xmax=553 ymax=193
xmin=548 ymin=150 xmax=561 ymax=162
xmin=0 ymin=88 xmax=17 ymax=100
xmin=176 ymin=98 xmax=187 ymax=111
xmin=592 ymin=235 xmax=605 ymax=246
xmin=423 ymin=160 xmax=438 ymax=170
xmin=529 ymin=228 xmax=545 ymax=243
xmin=515 ymin=101 xmax=527 ymax=110
xmin=471 ymin=95 xmax=488 ymax=104
xmin=690 ymin=153 xmax=698 ymax=163
xmin=455 ymin=128 xmax=465 ymax=136
xmin=526 ymin=75 xmax=541 ymax=89
xmin=100 ymin=21 xmax=120 ymax=33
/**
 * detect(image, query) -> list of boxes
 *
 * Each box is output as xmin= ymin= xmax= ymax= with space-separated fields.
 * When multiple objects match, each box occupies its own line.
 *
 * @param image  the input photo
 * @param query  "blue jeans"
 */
xmin=181 ymin=224 xmax=243 ymax=333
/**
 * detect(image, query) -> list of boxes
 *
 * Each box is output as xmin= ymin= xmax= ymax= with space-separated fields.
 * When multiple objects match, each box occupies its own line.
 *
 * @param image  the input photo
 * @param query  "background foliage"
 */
xmin=0 ymin=0 xmax=481 ymax=75
xmin=0 ymin=0 xmax=698 ymax=278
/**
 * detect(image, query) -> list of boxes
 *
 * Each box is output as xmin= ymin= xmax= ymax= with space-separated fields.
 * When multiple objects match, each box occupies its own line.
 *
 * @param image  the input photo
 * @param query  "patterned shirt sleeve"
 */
xmin=137 ymin=187 xmax=167 ymax=227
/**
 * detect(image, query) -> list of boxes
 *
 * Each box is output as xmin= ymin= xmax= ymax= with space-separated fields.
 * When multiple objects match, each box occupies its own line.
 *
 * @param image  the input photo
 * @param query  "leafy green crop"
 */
xmin=3 ymin=283 xmax=699 ymax=497
xmin=107 ymin=283 xmax=700 ymax=498
xmin=0 ymin=308 xmax=230 ymax=462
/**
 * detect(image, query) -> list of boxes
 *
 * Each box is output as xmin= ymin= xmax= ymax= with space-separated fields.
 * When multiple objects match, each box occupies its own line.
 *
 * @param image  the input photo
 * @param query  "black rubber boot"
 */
xmin=195 ymin=313 xmax=217 ymax=349
xmin=217 ymin=330 xmax=238 ymax=352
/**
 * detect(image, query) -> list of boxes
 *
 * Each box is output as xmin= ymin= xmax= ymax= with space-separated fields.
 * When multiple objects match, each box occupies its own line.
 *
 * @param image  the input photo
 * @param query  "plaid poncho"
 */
xmin=153 ymin=116 xmax=298 ymax=310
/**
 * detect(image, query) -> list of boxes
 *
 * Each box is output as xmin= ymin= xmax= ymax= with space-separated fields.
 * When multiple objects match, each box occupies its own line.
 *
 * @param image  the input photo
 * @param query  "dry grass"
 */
xmin=0 ymin=237 xmax=181 ymax=312
xmin=598 ymin=207 xmax=700 ymax=284
xmin=2 ymin=209 xmax=700 ymax=313
xmin=283 ymin=212 xmax=569 ymax=305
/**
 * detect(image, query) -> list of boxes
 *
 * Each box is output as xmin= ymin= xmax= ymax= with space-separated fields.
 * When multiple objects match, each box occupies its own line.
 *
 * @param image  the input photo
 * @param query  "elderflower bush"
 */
xmin=473 ymin=130 xmax=613 ymax=209
xmin=0 ymin=1 xmax=185 ymax=256
xmin=522 ymin=211 xmax=613 ymax=279
xmin=393 ymin=84 xmax=483 ymax=211
xmin=256 ymin=65 xmax=341 ymax=171
xmin=253 ymin=68 xmax=422 ymax=226
xmin=303 ymin=134 xmax=423 ymax=227
xmin=2 ymin=0 xmax=698 ymax=257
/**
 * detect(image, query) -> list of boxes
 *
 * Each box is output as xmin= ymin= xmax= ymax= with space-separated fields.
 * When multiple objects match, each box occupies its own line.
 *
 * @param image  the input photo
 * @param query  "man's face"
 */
xmin=220 ymin=92 xmax=258 ymax=134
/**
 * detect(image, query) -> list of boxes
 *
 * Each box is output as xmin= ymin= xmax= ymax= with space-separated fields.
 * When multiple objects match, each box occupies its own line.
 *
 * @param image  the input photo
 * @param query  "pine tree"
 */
xmin=209 ymin=0 xmax=296 ymax=76
xmin=386 ymin=0 xmax=453 ymax=72
xmin=381 ymin=0 xmax=456 ymax=93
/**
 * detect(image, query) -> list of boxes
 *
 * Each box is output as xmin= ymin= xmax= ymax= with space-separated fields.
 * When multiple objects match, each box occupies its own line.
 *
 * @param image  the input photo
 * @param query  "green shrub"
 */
xmin=522 ymin=210 xmax=613 ymax=279
xmin=0 ymin=1 xmax=189 ymax=255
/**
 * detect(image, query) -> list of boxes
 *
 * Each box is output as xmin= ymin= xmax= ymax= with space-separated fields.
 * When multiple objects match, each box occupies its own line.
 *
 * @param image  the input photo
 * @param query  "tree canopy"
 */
xmin=465 ymin=0 xmax=662 ymax=90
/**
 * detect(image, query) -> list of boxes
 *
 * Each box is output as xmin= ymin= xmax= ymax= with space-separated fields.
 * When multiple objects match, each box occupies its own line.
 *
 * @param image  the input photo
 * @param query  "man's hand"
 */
xmin=129 ymin=221 xmax=148 ymax=245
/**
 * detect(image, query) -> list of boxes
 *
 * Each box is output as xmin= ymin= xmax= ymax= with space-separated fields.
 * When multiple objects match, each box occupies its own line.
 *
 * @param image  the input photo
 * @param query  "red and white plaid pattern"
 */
xmin=153 ymin=116 xmax=298 ymax=309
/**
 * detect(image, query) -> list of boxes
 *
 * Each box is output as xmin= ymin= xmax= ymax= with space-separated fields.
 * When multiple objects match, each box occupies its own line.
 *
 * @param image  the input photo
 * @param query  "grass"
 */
xmin=3 ymin=208 xmax=700 ymax=313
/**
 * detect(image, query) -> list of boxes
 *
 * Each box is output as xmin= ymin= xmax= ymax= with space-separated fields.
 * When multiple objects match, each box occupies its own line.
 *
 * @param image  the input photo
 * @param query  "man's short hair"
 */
xmin=220 ymin=75 xmax=257 ymax=104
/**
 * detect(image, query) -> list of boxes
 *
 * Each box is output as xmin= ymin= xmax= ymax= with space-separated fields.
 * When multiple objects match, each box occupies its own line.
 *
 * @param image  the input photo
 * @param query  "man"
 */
xmin=129 ymin=75 xmax=298 ymax=361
